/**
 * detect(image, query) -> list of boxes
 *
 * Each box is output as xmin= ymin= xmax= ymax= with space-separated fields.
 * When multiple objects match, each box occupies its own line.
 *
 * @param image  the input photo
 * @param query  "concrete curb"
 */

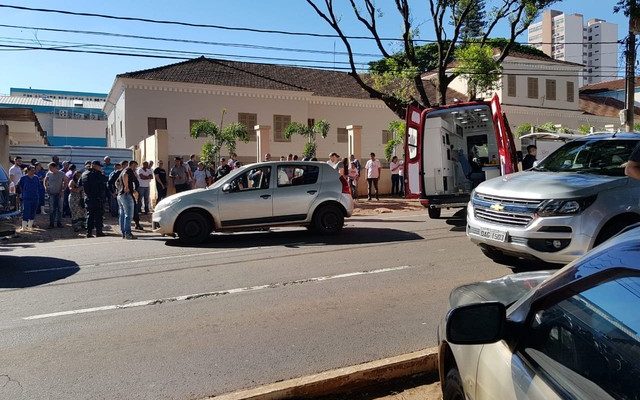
xmin=208 ymin=347 xmax=438 ymax=400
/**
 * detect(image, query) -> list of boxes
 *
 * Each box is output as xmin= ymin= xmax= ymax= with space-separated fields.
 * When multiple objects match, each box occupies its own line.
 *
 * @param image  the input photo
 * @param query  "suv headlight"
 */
xmin=537 ymin=195 xmax=597 ymax=217
xmin=155 ymin=197 xmax=181 ymax=213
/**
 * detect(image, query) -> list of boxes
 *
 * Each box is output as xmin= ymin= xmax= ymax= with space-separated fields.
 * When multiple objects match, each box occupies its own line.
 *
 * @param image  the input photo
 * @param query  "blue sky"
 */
xmin=0 ymin=0 xmax=625 ymax=94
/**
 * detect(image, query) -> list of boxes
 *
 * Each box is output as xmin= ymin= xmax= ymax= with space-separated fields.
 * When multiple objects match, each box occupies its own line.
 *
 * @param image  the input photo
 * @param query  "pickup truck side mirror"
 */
xmin=446 ymin=302 xmax=506 ymax=345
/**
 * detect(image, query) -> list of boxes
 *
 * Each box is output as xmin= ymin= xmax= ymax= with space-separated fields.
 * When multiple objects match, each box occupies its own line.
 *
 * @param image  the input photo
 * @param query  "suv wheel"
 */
xmin=176 ymin=211 xmax=211 ymax=244
xmin=428 ymin=207 xmax=441 ymax=219
xmin=595 ymin=220 xmax=635 ymax=247
xmin=312 ymin=205 xmax=344 ymax=234
xmin=443 ymin=368 xmax=465 ymax=400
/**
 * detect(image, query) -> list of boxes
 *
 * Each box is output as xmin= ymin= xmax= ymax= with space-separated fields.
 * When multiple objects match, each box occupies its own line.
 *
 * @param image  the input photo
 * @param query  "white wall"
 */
xmin=111 ymin=79 xmax=398 ymax=161
xmin=51 ymin=118 xmax=106 ymax=138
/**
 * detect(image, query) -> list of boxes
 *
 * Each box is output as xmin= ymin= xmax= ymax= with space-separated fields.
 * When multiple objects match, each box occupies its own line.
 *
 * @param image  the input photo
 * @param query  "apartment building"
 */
xmin=528 ymin=10 xmax=618 ymax=86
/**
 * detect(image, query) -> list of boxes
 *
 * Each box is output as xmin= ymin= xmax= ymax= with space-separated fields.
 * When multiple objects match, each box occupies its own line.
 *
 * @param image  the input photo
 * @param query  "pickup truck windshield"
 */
xmin=536 ymin=139 xmax=639 ymax=176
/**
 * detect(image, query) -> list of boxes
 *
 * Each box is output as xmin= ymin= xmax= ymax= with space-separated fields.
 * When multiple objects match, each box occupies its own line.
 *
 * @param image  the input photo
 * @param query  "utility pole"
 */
xmin=625 ymin=0 xmax=638 ymax=131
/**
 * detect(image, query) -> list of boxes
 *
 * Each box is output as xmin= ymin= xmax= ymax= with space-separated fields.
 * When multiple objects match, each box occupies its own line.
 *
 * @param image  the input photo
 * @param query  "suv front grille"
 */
xmin=472 ymin=193 xmax=542 ymax=227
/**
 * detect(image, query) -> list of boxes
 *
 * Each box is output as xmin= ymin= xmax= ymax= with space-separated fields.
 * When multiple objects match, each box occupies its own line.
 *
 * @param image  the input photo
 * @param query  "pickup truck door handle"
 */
xmin=260 ymin=194 xmax=271 ymax=199
xmin=307 ymin=190 xmax=318 ymax=195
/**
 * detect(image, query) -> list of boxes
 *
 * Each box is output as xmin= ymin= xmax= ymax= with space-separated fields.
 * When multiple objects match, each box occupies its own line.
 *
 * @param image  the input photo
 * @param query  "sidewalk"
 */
xmin=352 ymin=197 xmax=423 ymax=216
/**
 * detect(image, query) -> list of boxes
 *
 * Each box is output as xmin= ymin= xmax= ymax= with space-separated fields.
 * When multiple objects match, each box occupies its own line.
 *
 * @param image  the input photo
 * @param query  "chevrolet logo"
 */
xmin=490 ymin=203 xmax=505 ymax=212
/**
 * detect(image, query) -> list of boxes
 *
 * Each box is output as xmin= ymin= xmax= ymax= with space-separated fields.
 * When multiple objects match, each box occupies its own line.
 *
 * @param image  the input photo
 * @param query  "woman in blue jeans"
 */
xmin=18 ymin=165 xmax=40 ymax=231
xmin=117 ymin=161 xmax=138 ymax=240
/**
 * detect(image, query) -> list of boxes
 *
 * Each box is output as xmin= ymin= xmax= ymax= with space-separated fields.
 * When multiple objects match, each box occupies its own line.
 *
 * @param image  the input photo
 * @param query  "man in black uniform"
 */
xmin=81 ymin=160 xmax=107 ymax=238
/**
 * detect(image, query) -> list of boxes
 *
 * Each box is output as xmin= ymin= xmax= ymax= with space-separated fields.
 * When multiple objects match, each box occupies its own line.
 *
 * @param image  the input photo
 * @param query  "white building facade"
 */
xmin=528 ymin=10 xmax=619 ymax=86
xmin=104 ymin=58 xmax=404 ymax=163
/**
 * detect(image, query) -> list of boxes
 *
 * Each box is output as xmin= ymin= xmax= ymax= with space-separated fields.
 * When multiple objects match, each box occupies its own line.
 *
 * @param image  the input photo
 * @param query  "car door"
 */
xmin=404 ymin=104 xmax=424 ymax=199
xmin=218 ymin=166 xmax=273 ymax=227
xmin=475 ymin=274 xmax=640 ymax=400
xmin=490 ymin=94 xmax=518 ymax=176
xmin=272 ymin=164 xmax=321 ymax=222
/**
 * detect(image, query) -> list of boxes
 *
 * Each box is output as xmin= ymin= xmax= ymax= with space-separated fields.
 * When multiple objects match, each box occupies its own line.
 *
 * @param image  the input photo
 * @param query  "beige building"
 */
xmin=0 ymin=108 xmax=47 ymax=170
xmin=103 ymin=57 xmax=407 ymax=163
xmin=429 ymin=51 xmax=625 ymax=132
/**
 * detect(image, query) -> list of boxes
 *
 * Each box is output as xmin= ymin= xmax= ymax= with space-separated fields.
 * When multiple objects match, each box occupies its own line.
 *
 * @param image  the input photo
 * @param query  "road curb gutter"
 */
xmin=209 ymin=347 xmax=438 ymax=400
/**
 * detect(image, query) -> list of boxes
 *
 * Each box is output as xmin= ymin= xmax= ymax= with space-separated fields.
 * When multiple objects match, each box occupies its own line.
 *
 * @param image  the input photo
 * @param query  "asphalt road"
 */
xmin=0 ymin=210 xmax=515 ymax=399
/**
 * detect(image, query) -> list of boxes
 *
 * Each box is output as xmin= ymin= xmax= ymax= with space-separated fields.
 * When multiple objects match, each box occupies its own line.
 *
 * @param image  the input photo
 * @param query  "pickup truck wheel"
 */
xmin=312 ymin=205 xmax=344 ymax=234
xmin=176 ymin=211 xmax=211 ymax=244
xmin=443 ymin=367 xmax=465 ymax=400
xmin=428 ymin=207 xmax=441 ymax=219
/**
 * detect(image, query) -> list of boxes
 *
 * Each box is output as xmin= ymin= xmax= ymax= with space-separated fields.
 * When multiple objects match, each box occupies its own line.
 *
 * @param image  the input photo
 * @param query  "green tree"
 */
xmin=453 ymin=44 xmax=501 ymax=99
xmin=190 ymin=109 xmax=249 ymax=166
xmin=579 ymin=124 xmax=593 ymax=134
xmin=283 ymin=119 xmax=330 ymax=158
xmin=515 ymin=123 xmax=533 ymax=138
xmin=307 ymin=0 xmax=560 ymax=117
xmin=453 ymin=0 xmax=486 ymax=40
xmin=384 ymin=120 xmax=406 ymax=161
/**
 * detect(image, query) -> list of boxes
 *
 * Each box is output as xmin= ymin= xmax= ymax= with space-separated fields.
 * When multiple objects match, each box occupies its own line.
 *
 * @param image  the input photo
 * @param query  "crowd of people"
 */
xmin=8 ymin=151 xmax=406 ymax=238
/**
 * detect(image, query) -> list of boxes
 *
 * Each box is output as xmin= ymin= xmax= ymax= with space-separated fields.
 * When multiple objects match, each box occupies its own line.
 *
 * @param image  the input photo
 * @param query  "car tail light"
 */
xmin=339 ymin=176 xmax=350 ymax=194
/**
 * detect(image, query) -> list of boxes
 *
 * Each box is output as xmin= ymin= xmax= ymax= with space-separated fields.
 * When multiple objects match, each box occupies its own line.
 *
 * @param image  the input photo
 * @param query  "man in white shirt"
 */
xmin=8 ymin=156 xmax=24 ymax=188
xmin=137 ymin=161 xmax=153 ymax=214
xmin=327 ymin=152 xmax=340 ymax=169
xmin=397 ymin=158 xmax=404 ymax=197
xmin=365 ymin=152 xmax=382 ymax=201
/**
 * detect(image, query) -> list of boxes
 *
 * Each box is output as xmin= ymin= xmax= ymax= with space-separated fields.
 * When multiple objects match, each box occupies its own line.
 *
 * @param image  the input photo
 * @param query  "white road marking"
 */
xmin=23 ymin=247 xmax=260 ymax=274
xmin=23 ymin=265 xmax=412 ymax=320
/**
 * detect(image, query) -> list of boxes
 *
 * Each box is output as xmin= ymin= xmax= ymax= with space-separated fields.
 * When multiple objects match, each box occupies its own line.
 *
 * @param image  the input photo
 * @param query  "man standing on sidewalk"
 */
xmin=44 ymin=162 xmax=67 ymax=228
xmin=116 ymin=160 xmax=138 ymax=240
xmin=170 ymin=157 xmax=190 ymax=193
xmin=137 ymin=161 xmax=153 ymax=214
xmin=365 ymin=152 xmax=382 ymax=201
xmin=81 ymin=160 xmax=107 ymax=238
xmin=153 ymin=160 xmax=167 ymax=203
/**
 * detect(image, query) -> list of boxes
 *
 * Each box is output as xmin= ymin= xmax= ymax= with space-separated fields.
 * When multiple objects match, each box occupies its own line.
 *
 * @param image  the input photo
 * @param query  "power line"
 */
xmin=0 ymin=23 xmax=381 ymax=58
xmin=0 ymin=3 xmax=624 ymax=45
xmin=0 ymin=43 xmax=627 ymax=78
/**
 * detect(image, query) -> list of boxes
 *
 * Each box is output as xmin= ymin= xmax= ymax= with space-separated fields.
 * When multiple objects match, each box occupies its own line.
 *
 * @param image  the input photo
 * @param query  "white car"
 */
xmin=438 ymin=224 xmax=640 ymax=400
xmin=152 ymin=161 xmax=353 ymax=244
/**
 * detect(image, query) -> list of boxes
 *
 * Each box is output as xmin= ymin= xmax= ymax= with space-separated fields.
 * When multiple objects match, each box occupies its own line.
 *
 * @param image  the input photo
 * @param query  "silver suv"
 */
xmin=152 ymin=161 xmax=354 ymax=244
xmin=467 ymin=133 xmax=640 ymax=264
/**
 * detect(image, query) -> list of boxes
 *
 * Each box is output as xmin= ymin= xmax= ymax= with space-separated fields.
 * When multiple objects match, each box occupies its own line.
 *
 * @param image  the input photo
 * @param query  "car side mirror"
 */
xmin=446 ymin=302 xmax=505 ymax=345
xmin=533 ymin=160 xmax=540 ymax=168
xmin=222 ymin=183 xmax=231 ymax=193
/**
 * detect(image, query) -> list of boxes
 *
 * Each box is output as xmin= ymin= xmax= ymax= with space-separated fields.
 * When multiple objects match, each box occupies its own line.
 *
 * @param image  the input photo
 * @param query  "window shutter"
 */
xmin=566 ymin=82 xmax=575 ymax=102
xmin=546 ymin=79 xmax=556 ymax=101
xmin=273 ymin=115 xmax=291 ymax=142
xmin=527 ymin=78 xmax=538 ymax=99
xmin=238 ymin=113 xmax=257 ymax=141
xmin=507 ymin=75 xmax=517 ymax=97
xmin=337 ymin=128 xmax=348 ymax=143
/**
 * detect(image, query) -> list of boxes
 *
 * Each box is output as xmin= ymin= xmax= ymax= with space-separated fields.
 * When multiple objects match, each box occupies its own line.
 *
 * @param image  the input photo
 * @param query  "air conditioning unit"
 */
xmin=58 ymin=110 xmax=68 ymax=118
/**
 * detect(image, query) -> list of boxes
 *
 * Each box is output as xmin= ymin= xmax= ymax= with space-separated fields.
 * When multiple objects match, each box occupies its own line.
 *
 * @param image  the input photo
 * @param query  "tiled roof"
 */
xmin=579 ymin=94 xmax=640 ymax=117
xmin=580 ymin=77 xmax=637 ymax=93
xmin=505 ymin=51 xmax=583 ymax=67
xmin=118 ymin=57 xmax=375 ymax=100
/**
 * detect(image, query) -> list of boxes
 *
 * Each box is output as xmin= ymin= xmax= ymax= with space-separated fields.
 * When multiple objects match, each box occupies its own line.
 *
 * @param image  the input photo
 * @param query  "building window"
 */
xmin=546 ymin=79 xmax=557 ymax=101
xmin=527 ymin=77 xmax=539 ymax=99
xmin=147 ymin=117 xmax=167 ymax=136
xmin=567 ymin=81 xmax=575 ymax=102
xmin=273 ymin=114 xmax=291 ymax=142
xmin=238 ymin=113 xmax=258 ymax=141
xmin=382 ymin=129 xmax=393 ymax=144
xmin=307 ymin=118 xmax=315 ymax=128
xmin=120 ymin=121 xmax=123 ymax=138
xmin=507 ymin=75 xmax=517 ymax=97
xmin=337 ymin=127 xmax=348 ymax=143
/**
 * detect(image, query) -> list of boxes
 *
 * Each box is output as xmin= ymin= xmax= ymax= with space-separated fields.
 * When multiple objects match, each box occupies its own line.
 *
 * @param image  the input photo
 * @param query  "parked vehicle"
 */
xmin=152 ymin=161 xmax=353 ymax=244
xmin=468 ymin=132 xmax=640 ymax=265
xmin=404 ymin=94 xmax=518 ymax=219
xmin=0 ymin=163 xmax=19 ymax=237
xmin=438 ymin=224 xmax=640 ymax=400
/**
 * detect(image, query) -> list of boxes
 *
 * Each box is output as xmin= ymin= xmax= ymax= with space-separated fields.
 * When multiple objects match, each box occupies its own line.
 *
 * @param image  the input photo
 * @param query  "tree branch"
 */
xmin=348 ymin=0 xmax=391 ymax=58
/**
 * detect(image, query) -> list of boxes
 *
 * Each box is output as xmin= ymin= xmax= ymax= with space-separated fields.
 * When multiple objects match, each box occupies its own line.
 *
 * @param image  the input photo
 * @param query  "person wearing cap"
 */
xmin=81 ymin=160 xmax=107 ymax=238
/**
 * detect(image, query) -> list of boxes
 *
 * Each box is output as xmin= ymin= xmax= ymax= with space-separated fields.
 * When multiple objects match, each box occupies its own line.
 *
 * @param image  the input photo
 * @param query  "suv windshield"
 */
xmin=536 ymin=139 xmax=639 ymax=176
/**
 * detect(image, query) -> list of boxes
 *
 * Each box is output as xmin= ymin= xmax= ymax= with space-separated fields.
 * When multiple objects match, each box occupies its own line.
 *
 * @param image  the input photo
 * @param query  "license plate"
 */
xmin=479 ymin=228 xmax=507 ymax=242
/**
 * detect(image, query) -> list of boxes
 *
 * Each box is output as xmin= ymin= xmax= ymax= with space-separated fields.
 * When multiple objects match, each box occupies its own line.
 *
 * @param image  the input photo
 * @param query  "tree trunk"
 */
xmin=437 ymin=71 xmax=448 ymax=105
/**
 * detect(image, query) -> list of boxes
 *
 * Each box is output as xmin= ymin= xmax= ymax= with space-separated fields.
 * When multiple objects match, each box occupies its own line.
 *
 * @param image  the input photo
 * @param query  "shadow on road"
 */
xmin=444 ymin=208 xmax=467 ymax=232
xmin=0 ymin=242 xmax=34 ymax=252
xmin=161 ymin=227 xmax=424 ymax=249
xmin=0 ymin=256 xmax=79 ymax=288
